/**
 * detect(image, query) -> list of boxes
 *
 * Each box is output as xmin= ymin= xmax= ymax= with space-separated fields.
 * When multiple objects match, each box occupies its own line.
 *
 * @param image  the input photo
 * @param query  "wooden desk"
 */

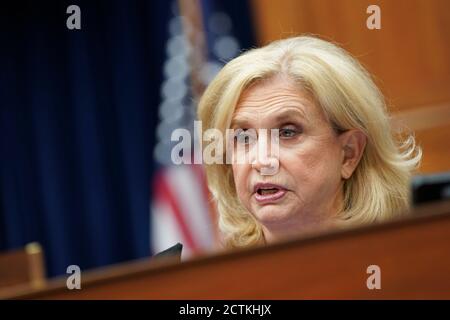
xmin=2 ymin=201 xmax=450 ymax=299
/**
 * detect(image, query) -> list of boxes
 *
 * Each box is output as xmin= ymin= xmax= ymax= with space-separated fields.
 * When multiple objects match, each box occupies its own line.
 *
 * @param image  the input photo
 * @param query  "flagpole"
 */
xmin=178 ymin=0 xmax=208 ymax=98
xmin=177 ymin=0 xmax=221 ymax=246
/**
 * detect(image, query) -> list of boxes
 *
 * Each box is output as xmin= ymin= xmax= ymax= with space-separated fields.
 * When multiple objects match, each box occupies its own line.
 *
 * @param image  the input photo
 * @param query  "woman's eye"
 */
xmin=279 ymin=127 xmax=299 ymax=138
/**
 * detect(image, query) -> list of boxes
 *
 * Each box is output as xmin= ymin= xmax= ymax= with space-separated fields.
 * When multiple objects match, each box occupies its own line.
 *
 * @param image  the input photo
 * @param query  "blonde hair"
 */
xmin=197 ymin=36 xmax=421 ymax=249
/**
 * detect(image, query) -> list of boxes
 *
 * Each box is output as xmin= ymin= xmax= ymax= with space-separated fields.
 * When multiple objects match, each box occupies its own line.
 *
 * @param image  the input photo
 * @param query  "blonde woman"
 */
xmin=197 ymin=36 xmax=421 ymax=249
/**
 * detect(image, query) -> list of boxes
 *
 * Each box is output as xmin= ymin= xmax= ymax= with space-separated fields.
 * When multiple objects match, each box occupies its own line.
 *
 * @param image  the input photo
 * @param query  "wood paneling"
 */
xmin=391 ymin=103 xmax=450 ymax=173
xmin=2 ymin=201 xmax=450 ymax=299
xmin=415 ymin=123 xmax=450 ymax=173
xmin=251 ymin=0 xmax=450 ymax=173
xmin=0 ymin=243 xmax=46 ymax=291
xmin=251 ymin=0 xmax=450 ymax=109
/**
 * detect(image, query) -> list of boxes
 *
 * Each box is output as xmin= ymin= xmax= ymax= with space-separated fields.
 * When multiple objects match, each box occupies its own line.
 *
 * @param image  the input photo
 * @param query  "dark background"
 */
xmin=0 ymin=0 xmax=255 ymax=277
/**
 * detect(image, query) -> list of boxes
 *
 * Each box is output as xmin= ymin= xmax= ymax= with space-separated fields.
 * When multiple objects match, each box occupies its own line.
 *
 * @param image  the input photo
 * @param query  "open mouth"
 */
xmin=253 ymin=183 xmax=287 ymax=203
xmin=257 ymin=187 xmax=281 ymax=195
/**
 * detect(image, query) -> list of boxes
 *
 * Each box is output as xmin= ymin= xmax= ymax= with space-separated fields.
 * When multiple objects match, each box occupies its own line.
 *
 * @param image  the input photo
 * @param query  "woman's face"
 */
xmin=230 ymin=75 xmax=347 ymax=242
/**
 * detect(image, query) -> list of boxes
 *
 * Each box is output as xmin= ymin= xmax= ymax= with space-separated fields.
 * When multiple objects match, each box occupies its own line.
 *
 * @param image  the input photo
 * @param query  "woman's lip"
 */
xmin=254 ymin=189 xmax=287 ymax=203
xmin=253 ymin=183 xmax=286 ymax=194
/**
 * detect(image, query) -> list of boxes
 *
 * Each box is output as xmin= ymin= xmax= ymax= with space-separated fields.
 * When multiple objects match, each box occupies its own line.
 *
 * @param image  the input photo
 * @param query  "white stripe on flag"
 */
xmin=165 ymin=165 xmax=215 ymax=250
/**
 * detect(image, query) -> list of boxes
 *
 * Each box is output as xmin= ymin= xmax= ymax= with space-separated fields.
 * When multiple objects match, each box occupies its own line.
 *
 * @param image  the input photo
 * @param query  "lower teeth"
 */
xmin=260 ymin=189 xmax=278 ymax=195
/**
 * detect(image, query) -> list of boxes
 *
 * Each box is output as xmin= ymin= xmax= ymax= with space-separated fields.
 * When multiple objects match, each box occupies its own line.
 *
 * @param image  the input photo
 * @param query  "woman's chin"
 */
xmin=251 ymin=203 xmax=298 ymax=225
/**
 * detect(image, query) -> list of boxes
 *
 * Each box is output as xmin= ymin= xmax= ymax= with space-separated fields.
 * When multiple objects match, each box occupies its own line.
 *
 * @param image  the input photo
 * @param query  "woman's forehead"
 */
xmin=231 ymin=106 xmax=308 ymax=128
xmin=231 ymin=77 xmax=322 ymax=127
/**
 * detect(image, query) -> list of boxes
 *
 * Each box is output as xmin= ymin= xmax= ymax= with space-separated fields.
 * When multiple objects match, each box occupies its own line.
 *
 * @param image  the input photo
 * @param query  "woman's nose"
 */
xmin=251 ymin=131 xmax=280 ymax=175
xmin=251 ymin=154 xmax=279 ymax=176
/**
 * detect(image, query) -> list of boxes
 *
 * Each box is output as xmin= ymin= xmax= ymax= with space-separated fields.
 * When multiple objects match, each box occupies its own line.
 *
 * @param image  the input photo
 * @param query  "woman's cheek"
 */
xmin=233 ymin=165 xmax=249 ymax=200
xmin=279 ymin=147 xmax=308 ymax=173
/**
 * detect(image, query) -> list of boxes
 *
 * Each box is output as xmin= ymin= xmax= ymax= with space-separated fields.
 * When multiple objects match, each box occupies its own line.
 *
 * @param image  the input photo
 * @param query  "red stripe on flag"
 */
xmin=192 ymin=164 xmax=219 ymax=244
xmin=153 ymin=169 xmax=199 ymax=252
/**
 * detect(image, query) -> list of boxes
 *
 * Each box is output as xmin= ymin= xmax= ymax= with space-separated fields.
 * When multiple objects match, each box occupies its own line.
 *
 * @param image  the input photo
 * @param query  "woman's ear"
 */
xmin=339 ymin=129 xmax=367 ymax=179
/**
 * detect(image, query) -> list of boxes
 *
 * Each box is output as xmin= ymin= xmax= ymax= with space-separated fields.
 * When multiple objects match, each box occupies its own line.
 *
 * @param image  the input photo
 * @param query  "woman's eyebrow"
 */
xmin=230 ymin=106 xmax=307 ymax=127
xmin=230 ymin=118 xmax=249 ymax=128
xmin=274 ymin=108 xmax=307 ymax=123
xmin=230 ymin=114 xmax=253 ymax=128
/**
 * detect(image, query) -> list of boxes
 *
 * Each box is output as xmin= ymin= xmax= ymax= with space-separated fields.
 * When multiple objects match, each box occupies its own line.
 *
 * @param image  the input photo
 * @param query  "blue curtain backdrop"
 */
xmin=0 ymin=0 xmax=255 ymax=277
xmin=0 ymin=0 xmax=170 ymax=277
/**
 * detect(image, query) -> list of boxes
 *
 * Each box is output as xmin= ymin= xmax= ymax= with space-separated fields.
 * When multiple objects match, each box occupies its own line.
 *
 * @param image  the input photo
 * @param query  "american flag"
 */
xmin=150 ymin=0 xmax=243 ymax=259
